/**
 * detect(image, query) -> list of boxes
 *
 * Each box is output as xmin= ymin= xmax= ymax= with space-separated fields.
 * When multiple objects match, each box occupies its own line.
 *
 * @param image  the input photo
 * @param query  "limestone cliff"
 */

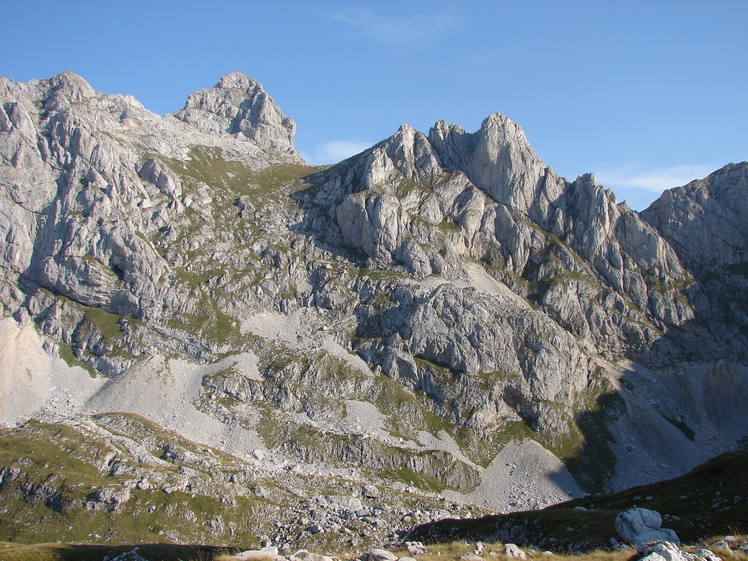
xmin=0 ymin=71 xmax=746 ymax=535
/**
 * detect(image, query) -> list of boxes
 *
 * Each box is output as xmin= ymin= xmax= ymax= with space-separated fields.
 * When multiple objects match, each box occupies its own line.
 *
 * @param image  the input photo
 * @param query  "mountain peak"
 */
xmin=215 ymin=71 xmax=262 ymax=91
xmin=38 ymin=71 xmax=95 ymax=103
xmin=172 ymin=74 xmax=299 ymax=156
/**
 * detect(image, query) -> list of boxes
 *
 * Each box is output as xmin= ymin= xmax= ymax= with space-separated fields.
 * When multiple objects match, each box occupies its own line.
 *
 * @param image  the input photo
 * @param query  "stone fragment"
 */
xmin=693 ymin=550 xmax=722 ymax=561
xmin=640 ymin=542 xmax=694 ymax=561
xmin=361 ymin=549 xmax=398 ymax=561
xmin=503 ymin=544 xmax=526 ymax=560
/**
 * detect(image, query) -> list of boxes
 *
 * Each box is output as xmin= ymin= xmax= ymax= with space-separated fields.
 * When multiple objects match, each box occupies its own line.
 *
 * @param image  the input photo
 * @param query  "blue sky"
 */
xmin=2 ymin=1 xmax=746 ymax=210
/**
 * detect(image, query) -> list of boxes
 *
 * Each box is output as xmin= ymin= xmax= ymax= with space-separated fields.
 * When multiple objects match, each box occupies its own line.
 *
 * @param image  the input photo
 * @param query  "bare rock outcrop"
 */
xmin=1 ymin=70 xmax=746 ymax=516
xmin=173 ymin=72 xmax=299 ymax=156
xmin=641 ymin=162 xmax=748 ymax=271
xmin=301 ymin=113 xmax=695 ymax=361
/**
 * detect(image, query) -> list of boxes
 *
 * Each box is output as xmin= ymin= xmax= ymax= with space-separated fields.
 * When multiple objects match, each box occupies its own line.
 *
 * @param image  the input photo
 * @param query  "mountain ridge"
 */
xmin=0 ymin=71 xmax=746 ymax=548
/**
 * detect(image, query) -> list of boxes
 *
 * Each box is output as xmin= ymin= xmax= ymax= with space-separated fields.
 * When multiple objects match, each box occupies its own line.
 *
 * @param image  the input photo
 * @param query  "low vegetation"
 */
xmin=411 ymin=450 xmax=748 ymax=550
xmin=1 ymin=537 xmax=746 ymax=561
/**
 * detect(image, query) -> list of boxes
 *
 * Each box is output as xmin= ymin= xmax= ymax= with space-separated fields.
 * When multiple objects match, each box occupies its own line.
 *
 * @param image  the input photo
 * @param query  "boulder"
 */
xmin=503 ymin=544 xmax=526 ymax=560
xmin=289 ymin=551 xmax=333 ymax=561
xmin=615 ymin=508 xmax=680 ymax=552
xmin=640 ymin=542 xmax=694 ymax=561
xmin=693 ymin=550 xmax=722 ymax=561
xmin=234 ymin=547 xmax=284 ymax=561
xmin=709 ymin=541 xmax=732 ymax=554
xmin=405 ymin=541 xmax=426 ymax=556
xmin=362 ymin=484 xmax=380 ymax=499
xmin=361 ymin=549 xmax=398 ymax=561
xmin=92 ymin=486 xmax=132 ymax=505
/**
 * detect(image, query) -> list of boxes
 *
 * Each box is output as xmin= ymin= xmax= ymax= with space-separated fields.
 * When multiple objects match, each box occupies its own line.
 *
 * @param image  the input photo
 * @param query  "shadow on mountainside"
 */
xmin=409 ymin=449 xmax=748 ymax=550
xmin=290 ymin=165 xmax=748 ymax=502
xmin=546 ymin=260 xmax=748 ymax=499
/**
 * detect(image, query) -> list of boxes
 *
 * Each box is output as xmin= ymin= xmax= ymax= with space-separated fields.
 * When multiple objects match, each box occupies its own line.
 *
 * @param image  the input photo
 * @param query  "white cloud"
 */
xmin=596 ymin=163 xmax=715 ymax=193
xmin=301 ymin=140 xmax=372 ymax=165
xmin=329 ymin=8 xmax=460 ymax=47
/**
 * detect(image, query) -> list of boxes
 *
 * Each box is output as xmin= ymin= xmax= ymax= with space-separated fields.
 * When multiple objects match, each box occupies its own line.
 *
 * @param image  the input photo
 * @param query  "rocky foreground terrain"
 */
xmin=0 ymin=71 xmax=746 ymax=550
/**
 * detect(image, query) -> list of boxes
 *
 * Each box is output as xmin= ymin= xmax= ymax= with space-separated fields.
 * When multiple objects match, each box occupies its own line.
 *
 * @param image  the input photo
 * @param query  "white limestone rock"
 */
xmin=502 ymin=544 xmax=526 ymax=560
xmin=641 ymin=162 xmax=748 ymax=271
xmin=640 ymin=542 xmax=695 ymax=561
xmin=173 ymin=72 xmax=299 ymax=156
xmin=615 ymin=508 xmax=680 ymax=552
xmin=361 ymin=550 xmax=398 ymax=561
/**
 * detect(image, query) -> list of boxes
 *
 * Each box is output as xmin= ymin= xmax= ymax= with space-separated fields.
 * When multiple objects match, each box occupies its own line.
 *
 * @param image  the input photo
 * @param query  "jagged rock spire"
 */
xmin=173 ymin=72 xmax=297 ymax=154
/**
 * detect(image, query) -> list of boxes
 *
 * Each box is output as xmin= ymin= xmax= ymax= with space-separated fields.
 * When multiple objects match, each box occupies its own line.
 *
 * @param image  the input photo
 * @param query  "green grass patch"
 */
xmin=380 ymin=466 xmax=448 ymax=494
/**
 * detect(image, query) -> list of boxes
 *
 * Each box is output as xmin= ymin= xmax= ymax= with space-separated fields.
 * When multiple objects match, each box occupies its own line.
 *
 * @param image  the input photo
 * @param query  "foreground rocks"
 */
xmin=225 ymin=537 xmax=748 ymax=561
xmin=615 ymin=507 xmax=680 ymax=552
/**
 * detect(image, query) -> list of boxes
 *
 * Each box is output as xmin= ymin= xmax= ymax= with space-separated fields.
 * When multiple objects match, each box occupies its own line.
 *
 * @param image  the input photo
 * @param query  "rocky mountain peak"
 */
xmin=1 ymin=70 xmax=747 ymax=538
xmin=0 ymin=71 xmax=97 ymax=115
xmin=172 ymin=72 xmax=299 ymax=156
xmin=423 ymin=112 xmax=548 ymax=218
xmin=641 ymin=162 xmax=748 ymax=271
xmin=216 ymin=71 xmax=261 ymax=90
xmin=46 ymin=71 xmax=95 ymax=98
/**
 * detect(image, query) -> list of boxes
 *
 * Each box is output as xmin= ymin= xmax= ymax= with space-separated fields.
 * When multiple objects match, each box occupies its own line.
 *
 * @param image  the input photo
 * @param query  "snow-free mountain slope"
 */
xmin=0 ymin=72 xmax=746 ymax=547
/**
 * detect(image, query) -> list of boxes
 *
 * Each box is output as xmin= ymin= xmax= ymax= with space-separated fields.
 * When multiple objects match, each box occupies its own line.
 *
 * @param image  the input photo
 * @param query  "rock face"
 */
xmin=173 ymin=72 xmax=299 ymax=155
xmin=0 ymin=70 xmax=746 ymax=545
xmin=303 ymin=113 xmax=694 ymax=359
xmin=640 ymin=162 xmax=748 ymax=365
xmin=641 ymin=163 xmax=748 ymax=271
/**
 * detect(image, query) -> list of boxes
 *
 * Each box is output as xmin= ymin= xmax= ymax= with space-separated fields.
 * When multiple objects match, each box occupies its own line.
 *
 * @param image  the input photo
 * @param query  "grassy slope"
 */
xmin=410 ymin=450 xmax=748 ymax=551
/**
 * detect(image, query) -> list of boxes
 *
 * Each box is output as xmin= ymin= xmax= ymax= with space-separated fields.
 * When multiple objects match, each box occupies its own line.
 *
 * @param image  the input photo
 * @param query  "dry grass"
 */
xmin=388 ymin=541 xmax=635 ymax=561
xmin=544 ymin=551 xmax=633 ymax=561
xmin=0 ymin=540 xmax=744 ymax=561
xmin=213 ymin=554 xmax=274 ymax=561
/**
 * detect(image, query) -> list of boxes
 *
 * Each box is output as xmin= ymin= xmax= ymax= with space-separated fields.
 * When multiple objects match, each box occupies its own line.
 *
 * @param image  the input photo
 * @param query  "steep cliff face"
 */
xmin=641 ymin=163 xmax=748 ymax=271
xmin=0 ymin=71 xmax=746 ymax=528
xmin=301 ymin=112 xmax=694 ymax=359
xmin=0 ymin=71 xmax=305 ymax=374
xmin=640 ymin=162 xmax=748 ymax=362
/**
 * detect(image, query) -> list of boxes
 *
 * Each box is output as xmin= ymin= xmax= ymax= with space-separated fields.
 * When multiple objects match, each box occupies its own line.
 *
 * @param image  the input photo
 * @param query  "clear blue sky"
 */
xmin=2 ymin=0 xmax=746 ymax=210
